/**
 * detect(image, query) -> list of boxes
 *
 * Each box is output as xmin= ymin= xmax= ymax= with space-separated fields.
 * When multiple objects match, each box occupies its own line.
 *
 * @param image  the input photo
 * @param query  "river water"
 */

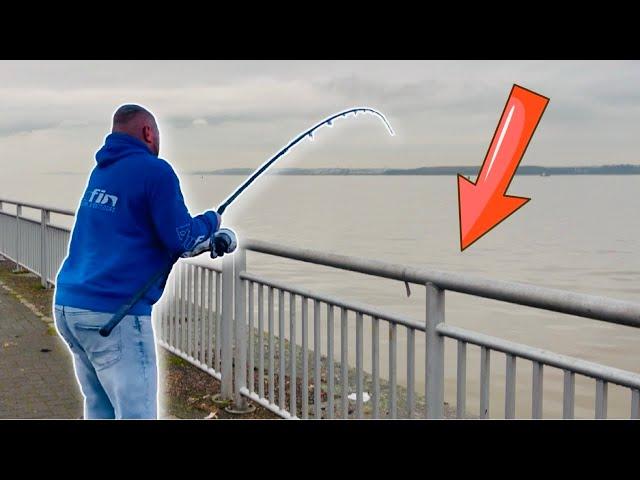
xmin=2 ymin=173 xmax=639 ymax=418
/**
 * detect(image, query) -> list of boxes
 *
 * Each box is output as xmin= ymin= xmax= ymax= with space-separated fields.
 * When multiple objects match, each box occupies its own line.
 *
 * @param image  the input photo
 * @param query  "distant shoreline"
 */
xmin=189 ymin=165 xmax=640 ymax=176
xmin=46 ymin=164 xmax=640 ymax=176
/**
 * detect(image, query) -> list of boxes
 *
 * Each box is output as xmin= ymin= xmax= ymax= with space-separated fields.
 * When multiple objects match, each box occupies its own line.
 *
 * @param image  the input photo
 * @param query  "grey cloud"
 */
xmin=315 ymin=73 xmax=530 ymax=121
xmin=318 ymin=75 xmax=435 ymax=103
xmin=0 ymin=117 xmax=95 ymax=137
xmin=0 ymin=120 xmax=60 ymax=136
xmin=166 ymin=110 xmax=313 ymax=129
xmin=1 ymin=60 xmax=640 ymax=174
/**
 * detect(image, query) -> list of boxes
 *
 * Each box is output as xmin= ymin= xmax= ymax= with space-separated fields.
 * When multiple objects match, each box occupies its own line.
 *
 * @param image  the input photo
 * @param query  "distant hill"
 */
xmin=191 ymin=164 xmax=640 ymax=176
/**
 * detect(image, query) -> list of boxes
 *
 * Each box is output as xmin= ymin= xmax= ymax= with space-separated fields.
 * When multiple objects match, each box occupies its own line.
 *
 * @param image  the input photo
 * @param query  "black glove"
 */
xmin=210 ymin=228 xmax=238 ymax=259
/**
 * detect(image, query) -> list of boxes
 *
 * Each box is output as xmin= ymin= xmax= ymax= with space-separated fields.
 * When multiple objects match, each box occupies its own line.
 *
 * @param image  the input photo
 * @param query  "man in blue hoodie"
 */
xmin=54 ymin=104 xmax=223 ymax=419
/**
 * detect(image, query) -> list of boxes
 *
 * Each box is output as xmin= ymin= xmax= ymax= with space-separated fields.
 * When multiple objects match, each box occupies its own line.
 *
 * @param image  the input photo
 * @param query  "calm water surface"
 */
xmin=2 ymin=173 xmax=639 ymax=418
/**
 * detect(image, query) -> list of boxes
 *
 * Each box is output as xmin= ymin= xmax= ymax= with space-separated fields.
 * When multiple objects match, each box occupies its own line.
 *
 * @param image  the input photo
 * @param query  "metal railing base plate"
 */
xmin=224 ymin=403 xmax=257 ymax=415
xmin=210 ymin=393 xmax=232 ymax=408
xmin=211 ymin=393 xmax=257 ymax=416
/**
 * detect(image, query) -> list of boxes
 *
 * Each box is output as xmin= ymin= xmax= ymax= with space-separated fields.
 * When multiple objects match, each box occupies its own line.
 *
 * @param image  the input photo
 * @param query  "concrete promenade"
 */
xmin=0 ymin=276 xmax=83 ymax=418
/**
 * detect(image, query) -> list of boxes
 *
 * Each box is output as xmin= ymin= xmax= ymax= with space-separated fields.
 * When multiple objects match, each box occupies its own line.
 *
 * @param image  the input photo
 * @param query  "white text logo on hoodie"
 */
xmin=83 ymin=189 xmax=119 ymax=212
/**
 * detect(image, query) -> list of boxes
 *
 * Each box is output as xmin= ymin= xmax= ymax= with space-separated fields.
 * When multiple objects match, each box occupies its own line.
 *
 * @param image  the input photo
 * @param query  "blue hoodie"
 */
xmin=55 ymin=132 xmax=219 ymax=315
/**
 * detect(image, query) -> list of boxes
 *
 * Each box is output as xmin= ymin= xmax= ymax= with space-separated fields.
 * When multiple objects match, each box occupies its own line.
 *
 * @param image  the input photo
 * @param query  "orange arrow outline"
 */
xmin=458 ymin=84 xmax=549 ymax=251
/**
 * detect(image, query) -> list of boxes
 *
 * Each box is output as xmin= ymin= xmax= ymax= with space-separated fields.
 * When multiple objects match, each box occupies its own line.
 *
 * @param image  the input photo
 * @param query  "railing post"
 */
xmin=40 ymin=209 xmax=50 ymax=288
xmin=632 ymin=389 xmax=640 ymax=420
xmin=232 ymin=247 xmax=250 ymax=412
xmin=14 ymin=205 xmax=22 ymax=272
xmin=220 ymin=253 xmax=234 ymax=400
xmin=425 ymin=282 xmax=445 ymax=419
xmin=0 ymin=201 xmax=3 ymax=259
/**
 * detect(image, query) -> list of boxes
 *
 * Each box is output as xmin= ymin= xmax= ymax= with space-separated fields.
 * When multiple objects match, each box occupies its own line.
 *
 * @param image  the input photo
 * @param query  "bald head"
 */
xmin=112 ymin=104 xmax=160 ymax=156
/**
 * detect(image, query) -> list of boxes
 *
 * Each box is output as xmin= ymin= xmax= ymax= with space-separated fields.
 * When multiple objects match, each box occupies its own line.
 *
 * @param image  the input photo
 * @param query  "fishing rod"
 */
xmin=216 ymin=107 xmax=394 ymax=214
xmin=99 ymin=107 xmax=394 ymax=337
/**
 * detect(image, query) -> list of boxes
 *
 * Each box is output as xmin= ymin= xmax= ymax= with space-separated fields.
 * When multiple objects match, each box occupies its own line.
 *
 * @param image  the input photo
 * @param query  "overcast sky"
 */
xmin=1 ymin=60 xmax=639 ymax=176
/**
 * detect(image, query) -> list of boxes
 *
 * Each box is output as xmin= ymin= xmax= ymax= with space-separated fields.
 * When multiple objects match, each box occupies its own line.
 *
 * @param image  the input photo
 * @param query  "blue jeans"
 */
xmin=54 ymin=305 xmax=158 ymax=419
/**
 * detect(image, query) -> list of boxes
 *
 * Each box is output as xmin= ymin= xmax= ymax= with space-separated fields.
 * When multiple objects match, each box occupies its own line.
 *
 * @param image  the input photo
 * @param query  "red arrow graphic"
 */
xmin=458 ymin=84 xmax=549 ymax=251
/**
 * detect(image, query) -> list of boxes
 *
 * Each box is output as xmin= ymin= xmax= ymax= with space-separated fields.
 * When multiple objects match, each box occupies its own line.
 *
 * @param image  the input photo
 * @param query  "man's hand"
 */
xmin=180 ymin=227 xmax=237 ymax=259
xmin=210 ymin=228 xmax=238 ymax=259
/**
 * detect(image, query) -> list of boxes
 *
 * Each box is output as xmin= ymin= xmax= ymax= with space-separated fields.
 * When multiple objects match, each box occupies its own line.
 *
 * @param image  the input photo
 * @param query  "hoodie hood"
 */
xmin=95 ymin=132 xmax=154 ymax=167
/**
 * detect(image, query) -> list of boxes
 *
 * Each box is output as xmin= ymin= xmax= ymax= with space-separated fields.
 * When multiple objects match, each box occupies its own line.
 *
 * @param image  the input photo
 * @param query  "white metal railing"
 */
xmin=155 ymin=259 xmax=225 ymax=386
xmin=0 ymin=199 xmax=74 ymax=287
xmin=232 ymin=241 xmax=640 ymax=419
xmin=1 ymin=198 xmax=639 ymax=419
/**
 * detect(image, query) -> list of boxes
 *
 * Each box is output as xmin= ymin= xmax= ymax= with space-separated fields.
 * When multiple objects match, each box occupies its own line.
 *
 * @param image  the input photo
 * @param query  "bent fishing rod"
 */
xmin=99 ymin=107 xmax=394 ymax=337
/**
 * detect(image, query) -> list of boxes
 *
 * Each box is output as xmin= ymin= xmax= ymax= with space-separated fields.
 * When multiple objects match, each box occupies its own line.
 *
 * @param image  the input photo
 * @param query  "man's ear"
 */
xmin=142 ymin=125 xmax=153 ymax=144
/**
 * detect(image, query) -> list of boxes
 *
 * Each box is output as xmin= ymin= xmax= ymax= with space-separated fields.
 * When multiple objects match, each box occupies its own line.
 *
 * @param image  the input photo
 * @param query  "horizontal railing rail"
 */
xmin=0 ymin=198 xmax=76 ymax=217
xmin=438 ymin=324 xmax=640 ymax=390
xmin=240 ymin=271 xmax=424 ymax=332
xmin=1 ymin=199 xmax=638 ymax=419
xmin=242 ymin=239 xmax=640 ymax=328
